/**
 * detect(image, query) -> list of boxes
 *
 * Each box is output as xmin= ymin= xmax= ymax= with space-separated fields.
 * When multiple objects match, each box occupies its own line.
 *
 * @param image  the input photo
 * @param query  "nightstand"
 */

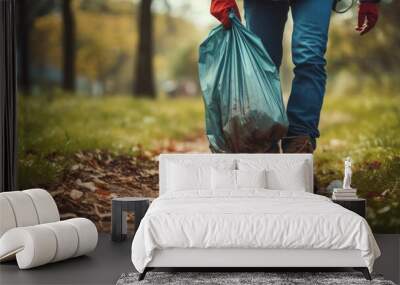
xmin=332 ymin=198 xmax=366 ymax=218
xmin=111 ymin=197 xmax=150 ymax=242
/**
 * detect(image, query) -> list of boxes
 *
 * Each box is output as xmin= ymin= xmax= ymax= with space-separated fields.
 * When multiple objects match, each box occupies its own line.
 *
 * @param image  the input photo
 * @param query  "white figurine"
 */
xmin=343 ymin=157 xmax=352 ymax=190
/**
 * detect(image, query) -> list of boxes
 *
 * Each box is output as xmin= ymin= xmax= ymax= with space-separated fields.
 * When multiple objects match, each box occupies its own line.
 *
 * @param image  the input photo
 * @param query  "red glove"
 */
xmin=210 ymin=0 xmax=241 ymax=29
xmin=356 ymin=3 xmax=379 ymax=35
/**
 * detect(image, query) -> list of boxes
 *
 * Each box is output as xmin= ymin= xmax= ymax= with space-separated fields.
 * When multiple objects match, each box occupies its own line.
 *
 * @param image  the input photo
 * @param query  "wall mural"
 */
xmin=17 ymin=0 xmax=399 ymax=234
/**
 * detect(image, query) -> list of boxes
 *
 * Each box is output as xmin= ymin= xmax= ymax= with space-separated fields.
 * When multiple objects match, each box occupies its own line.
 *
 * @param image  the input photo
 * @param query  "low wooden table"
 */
xmin=111 ymin=197 xmax=150 ymax=242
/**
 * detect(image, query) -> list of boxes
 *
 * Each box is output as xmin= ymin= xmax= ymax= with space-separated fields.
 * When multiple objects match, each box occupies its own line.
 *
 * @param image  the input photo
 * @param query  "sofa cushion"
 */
xmin=42 ymin=221 xmax=79 ymax=262
xmin=1 ymin=192 xmax=39 ymax=227
xmin=23 ymin=189 xmax=60 ymax=224
xmin=0 ymin=196 xmax=17 ymax=237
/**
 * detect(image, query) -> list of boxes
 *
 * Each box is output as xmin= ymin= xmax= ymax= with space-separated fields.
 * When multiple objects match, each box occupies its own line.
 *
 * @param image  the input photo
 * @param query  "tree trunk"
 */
xmin=62 ymin=0 xmax=76 ymax=92
xmin=133 ymin=0 xmax=155 ymax=98
xmin=17 ymin=0 xmax=31 ymax=94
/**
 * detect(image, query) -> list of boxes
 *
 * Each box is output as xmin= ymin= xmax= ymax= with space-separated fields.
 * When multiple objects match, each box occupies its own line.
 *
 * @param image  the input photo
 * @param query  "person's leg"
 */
xmin=244 ymin=0 xmax=289 ymax=69
xmin=244 ymin=0 xmax=289 ymax=153
xmin=286 ymin=0 xmax=334 ymax=150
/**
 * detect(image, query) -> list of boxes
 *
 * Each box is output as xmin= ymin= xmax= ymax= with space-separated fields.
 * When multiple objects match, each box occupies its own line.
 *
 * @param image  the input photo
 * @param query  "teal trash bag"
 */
xmin=198 ymin=13 xmax=288 ymax=153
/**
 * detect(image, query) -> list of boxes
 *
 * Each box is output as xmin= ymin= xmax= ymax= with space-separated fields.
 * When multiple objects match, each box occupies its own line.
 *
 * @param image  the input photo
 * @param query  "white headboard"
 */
xmin=159 ymin=153 xmax=313 ymax=195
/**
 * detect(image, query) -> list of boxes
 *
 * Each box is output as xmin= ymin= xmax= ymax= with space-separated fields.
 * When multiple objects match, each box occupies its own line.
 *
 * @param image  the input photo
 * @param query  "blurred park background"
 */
xmin=17 ymin=0 xmax=399 ymax=233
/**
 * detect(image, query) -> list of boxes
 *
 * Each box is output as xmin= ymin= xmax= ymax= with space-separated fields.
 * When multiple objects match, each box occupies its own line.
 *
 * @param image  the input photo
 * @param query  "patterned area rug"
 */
xmin=116 ymin=271 xmax=395 ymax=285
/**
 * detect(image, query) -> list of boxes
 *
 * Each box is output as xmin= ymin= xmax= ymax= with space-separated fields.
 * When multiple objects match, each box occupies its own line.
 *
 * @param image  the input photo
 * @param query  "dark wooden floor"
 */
xmin=0 ymin=234 xmax=134 ymax=285
xmin=1 ymin=234 xmax=398 ymax=285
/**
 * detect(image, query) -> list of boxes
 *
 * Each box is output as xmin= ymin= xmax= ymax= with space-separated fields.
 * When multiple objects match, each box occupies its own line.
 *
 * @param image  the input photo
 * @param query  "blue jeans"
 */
xmin=244 ymin=0 xmax=333 ymax=147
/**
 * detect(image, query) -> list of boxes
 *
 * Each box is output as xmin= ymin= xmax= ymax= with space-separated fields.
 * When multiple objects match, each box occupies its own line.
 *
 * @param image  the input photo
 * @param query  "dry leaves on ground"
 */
xmin=48 ymin=134 xmax=210 ymax=232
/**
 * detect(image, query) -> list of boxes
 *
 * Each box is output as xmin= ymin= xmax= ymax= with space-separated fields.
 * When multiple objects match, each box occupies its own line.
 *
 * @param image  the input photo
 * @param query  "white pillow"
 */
xmin=238 ymin=159 xmax=309 ymax=192
xmin=236 ymin=169 xmax=267 ymax=189
xmin=167 ymin=162 xmax=211 ymax=191
xmin=267 ymin=167 xmax=307 ymax=191
xmin=211 ymin=168 xmax=236 ymax=190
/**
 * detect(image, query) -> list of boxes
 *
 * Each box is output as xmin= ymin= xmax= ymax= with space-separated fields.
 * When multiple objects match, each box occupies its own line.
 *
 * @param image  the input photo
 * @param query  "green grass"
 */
xmin=18 ymin=94 xmax=205 ymax=154
xmin=315 ymin=92 xmax=400 ymax=233
xmin=18 ymin=91 xmax=400 ymax=232
xmin=18 ymin=94 xmax=205 ymax=188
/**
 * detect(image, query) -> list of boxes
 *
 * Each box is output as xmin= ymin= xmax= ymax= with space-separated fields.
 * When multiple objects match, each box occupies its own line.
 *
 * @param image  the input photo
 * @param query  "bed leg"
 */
xmin=138 ymin=268 xmax=148 ymax=281
xmin=354 ymin=267 xmax=371 ymax=280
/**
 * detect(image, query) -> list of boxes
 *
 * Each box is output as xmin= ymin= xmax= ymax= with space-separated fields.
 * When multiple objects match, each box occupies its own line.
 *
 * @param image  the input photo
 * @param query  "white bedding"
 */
xmin=131 ymin=190 xmax=380 ymax=273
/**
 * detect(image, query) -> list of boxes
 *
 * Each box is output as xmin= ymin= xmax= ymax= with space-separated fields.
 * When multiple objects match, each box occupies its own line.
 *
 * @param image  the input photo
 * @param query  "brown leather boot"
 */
xmin=281 ymin=135 xmax=315 ymax=153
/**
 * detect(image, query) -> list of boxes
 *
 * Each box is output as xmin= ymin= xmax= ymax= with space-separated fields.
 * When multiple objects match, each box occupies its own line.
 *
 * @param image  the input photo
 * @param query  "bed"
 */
xmin=131 ymin=154 xmax=380 ymax=281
